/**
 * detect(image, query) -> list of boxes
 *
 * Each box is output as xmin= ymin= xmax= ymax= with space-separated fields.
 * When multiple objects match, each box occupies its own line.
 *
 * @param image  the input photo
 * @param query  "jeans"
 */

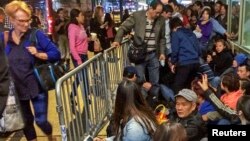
xmin=71 ymin=54 xmax=89 ymax=101
xmin=71 ymin=54 xmax=88 ymax=68
xmin=71 ymin=54 xmax=90 ymax=130
xmin=199 ymin=41 xmax=209 ymax=57
xmin=135 ymin=52 xmax=160 ymax=85
xmin=20 ymin=92 xmax=52 ymax=140
xmin=209 ymin=76 xmax=221 ymax=89
xmin=209 ymin=118 xmax=231 ymax=125
xmin=160 ymin=84 xmax=175 ymax=102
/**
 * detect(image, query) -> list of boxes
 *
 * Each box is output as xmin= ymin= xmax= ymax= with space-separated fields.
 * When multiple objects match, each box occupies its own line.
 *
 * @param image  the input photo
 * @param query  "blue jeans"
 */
xmin=160 ymin=84 xmax=175 ymax=102
xmin=135 ymin=52 xmax=160 ymax=85
xmin=71 ymin=54 xmax=90 ymax=131
xmin=209 ymin=118 xmax=231 ymax=125
xmin=71 ymin=54 xmax=88 ymax=68
xmin=209 ymin=76 xmax=221 ymax=89
xmin=199 ymin=41 xmax=209 ymax=55
xmin=71 ymin=54 xmax=89 ymax=97
xmin=20 ymin=92 xmax=52 ymax=140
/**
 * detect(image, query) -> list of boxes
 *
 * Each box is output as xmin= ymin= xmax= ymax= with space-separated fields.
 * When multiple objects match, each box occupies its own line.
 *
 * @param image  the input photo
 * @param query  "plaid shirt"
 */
xmin=4 ymin=16 xmax=13 ymax=29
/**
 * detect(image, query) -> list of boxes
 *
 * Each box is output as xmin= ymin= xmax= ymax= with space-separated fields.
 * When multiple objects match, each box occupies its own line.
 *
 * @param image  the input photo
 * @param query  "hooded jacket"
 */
xmin=171 ymin=27 xmax=201 ymax=66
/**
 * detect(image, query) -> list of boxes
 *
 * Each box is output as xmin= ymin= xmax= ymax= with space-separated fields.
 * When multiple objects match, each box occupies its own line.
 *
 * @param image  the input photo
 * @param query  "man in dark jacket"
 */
xmin=175 ymin=89 xmax=207 ymax=141
xmin=0 ymin=34 xmax=9 ymax=118
xmin=169 ymin=17 xmax=201 ymax=94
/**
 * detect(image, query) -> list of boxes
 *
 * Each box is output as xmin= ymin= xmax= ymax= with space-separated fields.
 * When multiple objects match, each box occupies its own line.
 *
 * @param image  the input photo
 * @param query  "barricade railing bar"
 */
xmin=55 ymin=38 xmax=130 ymax=141
xmin=103 ymin=38 xmax=130 ymax=106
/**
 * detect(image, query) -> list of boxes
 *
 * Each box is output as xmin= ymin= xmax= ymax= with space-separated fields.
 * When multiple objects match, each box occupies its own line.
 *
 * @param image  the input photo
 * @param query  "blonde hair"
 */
xmin=5 ymin=0 xmax=31 ymax=18
xmin=93 ymin=5 xmax=103 ymax=24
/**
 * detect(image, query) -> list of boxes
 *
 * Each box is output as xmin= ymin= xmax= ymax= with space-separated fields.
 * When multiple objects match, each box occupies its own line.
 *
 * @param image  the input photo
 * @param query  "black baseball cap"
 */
xmin=123 ymin=66 xmax=139 ymax=78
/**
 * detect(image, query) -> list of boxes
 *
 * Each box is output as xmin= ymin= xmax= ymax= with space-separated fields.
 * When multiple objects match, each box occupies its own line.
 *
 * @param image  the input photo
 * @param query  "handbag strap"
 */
xmin=28 ymin=28 xmax=46 ymax=66
xmin=29 ymin=28 xmax=39 ymax=46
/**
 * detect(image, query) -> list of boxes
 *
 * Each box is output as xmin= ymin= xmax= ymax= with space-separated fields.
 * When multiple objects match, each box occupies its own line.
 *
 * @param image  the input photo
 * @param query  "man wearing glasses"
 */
xmin=3 ymin=1 xmax=60 ymax=140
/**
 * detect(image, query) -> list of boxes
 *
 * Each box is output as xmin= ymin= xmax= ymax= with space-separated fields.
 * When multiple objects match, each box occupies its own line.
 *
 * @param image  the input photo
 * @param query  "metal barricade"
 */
xmin=55 ymin=39 xmax=130 ymax=141
xmin=104 ymin=38 xmax=130 ymax=93
xmin=103 ymin=39 xmax=130 ymax=109
xmin=55 ymin=53 xmax=110 ymax=141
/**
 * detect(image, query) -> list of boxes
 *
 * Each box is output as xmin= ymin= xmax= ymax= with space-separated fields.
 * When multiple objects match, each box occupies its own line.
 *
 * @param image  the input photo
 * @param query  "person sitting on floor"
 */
xmin=174 ymin=89 xmax=207 ymax=141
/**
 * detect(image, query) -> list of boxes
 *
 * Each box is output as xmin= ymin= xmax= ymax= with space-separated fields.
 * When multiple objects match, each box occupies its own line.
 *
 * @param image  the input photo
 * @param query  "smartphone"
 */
xmin=84 ymin=135 xmax=93 ymax=141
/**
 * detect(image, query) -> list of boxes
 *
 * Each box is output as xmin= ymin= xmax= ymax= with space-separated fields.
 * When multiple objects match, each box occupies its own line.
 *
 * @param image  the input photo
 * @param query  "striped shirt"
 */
xmin=145 ymin=19 xmax=156 ymax=52
xmin=198 ymin=63 xmax=215 ymax=81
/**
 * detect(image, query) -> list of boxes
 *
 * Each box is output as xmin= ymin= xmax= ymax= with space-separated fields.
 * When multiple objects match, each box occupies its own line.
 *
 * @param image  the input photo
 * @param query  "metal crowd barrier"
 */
xmin=55 ymin=38 xmax=130 ymax=141
xmin=104 ymin=38 xmax=130 ymax=93
xmin=103 ymin=39 xmax=130 ymax=108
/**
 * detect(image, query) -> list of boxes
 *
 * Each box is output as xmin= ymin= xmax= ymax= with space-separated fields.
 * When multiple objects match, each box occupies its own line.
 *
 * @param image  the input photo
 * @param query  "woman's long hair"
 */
xmin=92 ymin=5 xmax=103 ymax=25
xmin=236 ymin=95 xmax=250 ymax=123
xmin=153 ymin=122 xmax=187 ymax=141
xmin=104 ymin=13 xmax=114 ymax=27
xmin=113 ymin=80 xmax=157 ymax=140
xmin=66 ymin=8 xmax=81 ymax=37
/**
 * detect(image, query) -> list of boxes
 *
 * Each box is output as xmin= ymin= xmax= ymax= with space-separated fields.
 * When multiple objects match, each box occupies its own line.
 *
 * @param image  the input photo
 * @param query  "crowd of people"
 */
xmin=102 ymin=0 xmax=250 ymax=141
xmin=1 ymin=0 xmax=250 ymax=141
xmin=0 ymin=1 xmax=119 ymax=141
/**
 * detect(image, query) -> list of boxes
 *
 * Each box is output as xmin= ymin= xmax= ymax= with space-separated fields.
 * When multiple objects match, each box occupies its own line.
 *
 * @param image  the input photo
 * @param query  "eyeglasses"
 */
xmin=15 ymin=18 xmax=31 ymax=24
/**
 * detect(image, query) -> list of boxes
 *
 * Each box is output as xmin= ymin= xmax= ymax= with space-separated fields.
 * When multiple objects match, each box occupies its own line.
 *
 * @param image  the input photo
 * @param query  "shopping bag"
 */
xmin=154 ymin=104 xmax=169 ymax=124
xmin=0 ymin=79 xmax=25 ymax=133
xmin=94 ymin=39 xmax=103 ymax=52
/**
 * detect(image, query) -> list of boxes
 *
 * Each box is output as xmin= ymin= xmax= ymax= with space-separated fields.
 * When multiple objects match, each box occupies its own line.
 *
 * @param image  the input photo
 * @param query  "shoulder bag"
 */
xmin=4 ymin=29 xmax=68 ymax=92
xmin=29 ymin=29 xmax=69 ymax=91
xmin=128 ymin=20 xmax=157 ymax=64
xmin=127 ymin=40 xmax=148 ymax=64
xmin=34 ymin=60 xmax=68 ymax=91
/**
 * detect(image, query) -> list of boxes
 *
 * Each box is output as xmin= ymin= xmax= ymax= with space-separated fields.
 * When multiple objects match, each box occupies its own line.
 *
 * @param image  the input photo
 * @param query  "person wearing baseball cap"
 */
xmin=175 ymin=89 xmax=207 ymax=141
xmin=123 ymin=66 xmax=139 ymax=82
xmin=175 ymin=89 xmax=197 ymax=118
xmin=123 ymin=65 xmax=153 ymax=99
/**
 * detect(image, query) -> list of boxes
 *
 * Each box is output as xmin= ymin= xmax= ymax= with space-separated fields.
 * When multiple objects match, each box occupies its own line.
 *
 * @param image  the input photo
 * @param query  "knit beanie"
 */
xmin=234 ymin=53 xmax=247 ymax=66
